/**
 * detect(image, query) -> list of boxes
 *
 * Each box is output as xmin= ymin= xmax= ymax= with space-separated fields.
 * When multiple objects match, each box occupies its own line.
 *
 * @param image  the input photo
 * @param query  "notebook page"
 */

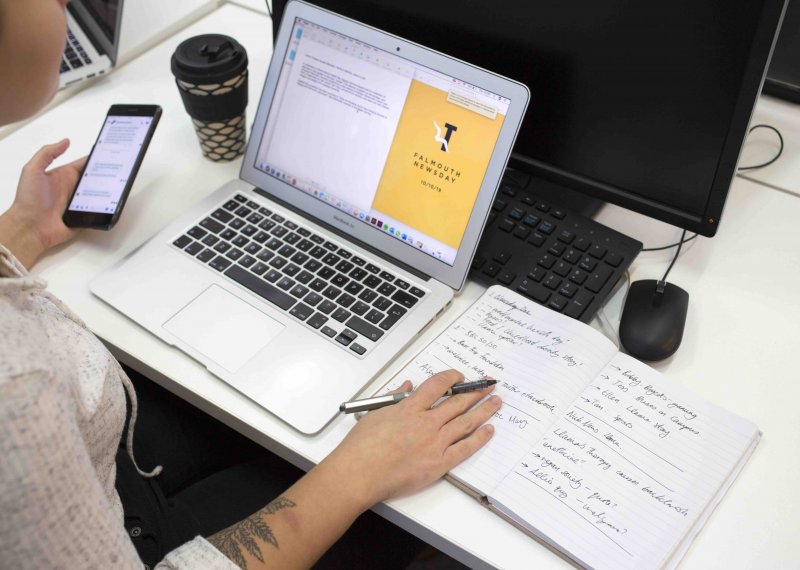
xmin=490 ymin=352 xmax=759 ymax=570
xmin=377 ymin=286 xmax=618 ymax=496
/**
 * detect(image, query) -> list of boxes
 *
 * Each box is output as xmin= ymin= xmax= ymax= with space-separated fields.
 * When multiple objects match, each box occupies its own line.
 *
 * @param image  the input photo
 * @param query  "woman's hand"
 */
xmin=0 ymin=139 xmax=86 ymax=269
xmin=320 ymin=369 xmax=501 ymax=510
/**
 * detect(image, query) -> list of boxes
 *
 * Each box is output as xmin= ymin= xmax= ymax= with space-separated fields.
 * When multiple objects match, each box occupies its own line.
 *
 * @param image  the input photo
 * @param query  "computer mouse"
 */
xmin=619 ymin=279 xmax=689 ymax=362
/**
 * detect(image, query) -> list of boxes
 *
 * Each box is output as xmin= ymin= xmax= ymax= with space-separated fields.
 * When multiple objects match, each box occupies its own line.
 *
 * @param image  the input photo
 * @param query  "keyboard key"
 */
xmin=585 ymin=265 xmax=614 ymax=293
xmin=197 ymin=249 xmax=216 ymax=263
xmin=321 ymin=326 xmax=337 ymax=338
xmin=551 ymin=209 xmax=567 ymax=220
xmin=229 ymin=218 xmax=246 ymax=230
xmin=331 ymin=273 xmax=349 ymax=288
xmin=318 ymin=300 xmax=336 ymax=314
xmin=235 ymin=206 xmax=252 ymax=218
xmin=213 ymin=241 xmax=231 ymax=253
xmin=277 ymin=276 xmax=295 ymax=291
xmin=513 ymin=226 xmax=531 ymax=240
xmin=238 ymin=255 xmax=256 ymax=268
xmin=264 ymin=269 xmax=281 ymax=283
xmin=522 ymin=214 xmax=540 ymax=227
xmin=483 ymin=263 xmax=501 ymax=277
xmin=568 ymin=268 xmax=588 ymax=285
xmin=173 ymin=235 xmax=192 ymax=249
xmin=323 ymin=285 xmax=342 ymax=300
xmin=187 ymin=226 xmax=207 ymax=240
xmin=305 ymin=259 xmax=322 ymax=272
xmin=471 ymin=255 xmax=486 ymax=270
xmin=323 ymin=241 xmax=338 ymax=252
xmin=365 ymin=263 xmax=380 ymax=274
xmin=394 ymin=279 xmax=410 ymax=290
xmin=296 ymin=270 xmax=314 ymax=284
xmin=309 ymin=278 xmax=327 ymax=292
xmin=322 ymin=253 xmax=340 ymax=266
xmin=528 ymin=267 xmax=547 ymax=282
xmin=528 ymin=232 xmax=546 ymax=247
xmin=309 ymin=246 xmax=326 ymax=259
xmin=256 ymin=250 xmax=274 ymax=263
xmin=549 ymin=295 xmax=568 ymax=311
xmin=309 ymin=233 xmax=324 ymax=244
xmin=232 ymin=235 xmax=249 ymax=248
xmin=492 ymin=199 xmax=507 ymax=212
xmin=246 ymin=200 xmax=260 ymax=210
xmin=284 ymin=233 xmax=300 ymax=245
xmin=283 ymin=264 xmax=300 ymax=277
xmin=258 ymin=219 xmax=276 ymax=232
xmin=269 ymin=256 xmax=287 ymax=270
xmin=379 ymin=304 xmax=407 ymax=330
xmin=365 ymin=309 xmax=383 ymax=324
xmin=351 ymin=256 xmax=366 ymax=266
xmin=307 ymin=313 xmax=329 ymax=330
xmin=537 ymin=221 xmax=555 ymax=235
xmin=297 ymin=227 xmax=310 ymax=237
xmin=304 ymin=292 xmax=323 ymax=306
xmin=202 ymin=234 xmax=219 ymax=247
xmin=345 ymin=281 xmax=363 ymax=295
xmin=233 ymin=194 xmax=248 ymax=203
xmin=564 ymin=291 xmax=594 ymax=319
xmin=557 ymin=229 xmax=576 ymax=244
xmin=346 ymin=316 xmax=384 ymax=342
xmin=290 ymin=284 xmax=309 ymax=298
xmin=278 ymin=245 xmax=296 ymax=258
xmin=225 ymin=265 xmax=295 ymax=310
xmin=336 ymin=329 xmax=357 ymax=346
xmin=564 ymin=248 xmax=582 ymax=264
xmin=220 ymin=228 xmax=237 ymax=241
xmin=517 ymin=278 xmax=551 ymax=304
xmin=363 ymin=275 xmax=382 ymax=289
xmin=225 ymin=248 xmax=244 ymax=261
xmin=350 ymin=343 xmax=367 ymax=356
xmin=317 ymin=267 xmax=336 ymax=280
xmin=289 ymin=303 xmax=314 ymax=321
xmin=605 ymin=252 xmax=624 ymax=267
xmin=373 ymin=296 xmax=392 ymax=311
xmin=336 ymin=260 xmax=355 ymax=273
xmin=259 ymin=206 xmax=272 ymax=216
xmin=409 ymin=287 xmax=425 ymax=298
xmin=559 ymin=281 xmax=578 ymax=298
xmin=537 ymin=254 xmax=556 ymax=269
xmin=297 ymin=239 xmax=314 ymax=252
xmin=548 ymin=242 xmax=566 ymax=256
xmin=291 ymin=252 xmax=309 ymax=265
xmin=493 ymin=250 xmax=512 ymax=264
xmin=552 ymin=261 xmax=572 ymax=277
xmin=223 ymin=199 xmax=239 ymax=211
xmin=497 ymin=270 xmax=516 ymax=285
xmin=247 ymin=212 xmax=264 ymax=224
xmin=498 ymin=219 xmax=515 ymax=232
xmin=379 ymin=271 xmax=395 ymax=282
xmin=377 ymin=282 xmax=396 ymax=296
xmin=391 ymin=289 xmax=419 ymax=309
xmin=332 ymin=308 xmax=351 ymax=323
xmin=211 ymin=209 xmax=233 ymax=223
xmin=509 ymin=207 xmax=525 ymax=220
xmin=574 ymin=237 xmax=591 ymax=251
xmin=578 ymin=256 xmax=597 ymax=272
xmin=241 ymin=225 xmax=258 ymax=237
xmin=337 ymin=293 xmax=356 ymax=308
xmin=244 ymin=242 xmax=261 ymax=255
xmin=251 ymin=262 xmax=269 ymax=275
xmin=589 ymin=244 xmax=608 ymax=259
xmin=535 ymin=201 xmax=551 ymax=213
xmin=358 ymin=289 xmax=378 ymax=303
xmin=265 ymin=238 xmax=283 ymax=251
xmin=209 ymin=256 xmax=232 ymax=272
xmin=543 ymin=274 xmax=562 ymax=290
xmin=271 ymin=226 xmax=288 ymax=238
xmin=352 ymin=301 xmax=370 ymax=315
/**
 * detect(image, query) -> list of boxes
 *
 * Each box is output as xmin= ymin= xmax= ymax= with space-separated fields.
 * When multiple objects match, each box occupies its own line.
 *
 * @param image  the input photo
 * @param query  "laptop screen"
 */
xmin=254 ymin=17 xmax=510 ymax=267
xmin=77 ymin=0 xmax=121 ymax=44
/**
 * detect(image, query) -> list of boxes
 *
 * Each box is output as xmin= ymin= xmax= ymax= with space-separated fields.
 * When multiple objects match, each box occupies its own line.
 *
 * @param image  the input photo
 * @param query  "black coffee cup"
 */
xmin=171 ymin=34 xmax=249 ymax=162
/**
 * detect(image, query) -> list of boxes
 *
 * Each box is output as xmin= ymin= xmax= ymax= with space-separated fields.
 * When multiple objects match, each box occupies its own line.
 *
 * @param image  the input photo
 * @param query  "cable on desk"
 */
xmin=657 ymin=229 xmax=687 ymax=293
xmin=642 ymin=232 xmax=697 ymax=252
xmin=264 ymin=0 xmax=272 ymax=18
xmin=738 ymin=124 xmax=784 ymax=171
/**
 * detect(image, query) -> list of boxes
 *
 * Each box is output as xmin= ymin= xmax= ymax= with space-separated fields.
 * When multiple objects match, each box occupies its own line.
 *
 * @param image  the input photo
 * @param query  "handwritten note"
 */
xmin=379 ymin=286 xmax=618 ymax=494
xmin=490 ymin=352 xmax=759 ymax=569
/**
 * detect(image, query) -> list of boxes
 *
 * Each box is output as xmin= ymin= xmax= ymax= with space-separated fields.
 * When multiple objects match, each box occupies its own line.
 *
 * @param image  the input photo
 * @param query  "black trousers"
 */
xmin=116 ymin=366 xmax=426 ymax=569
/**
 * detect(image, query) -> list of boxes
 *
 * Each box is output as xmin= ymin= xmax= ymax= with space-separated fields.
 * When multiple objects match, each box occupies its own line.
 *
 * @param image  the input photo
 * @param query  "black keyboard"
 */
xmin=171 ymin=193 xmax=428 ymax=357
xmin=471 ymin=172 xmax=642 ymax=323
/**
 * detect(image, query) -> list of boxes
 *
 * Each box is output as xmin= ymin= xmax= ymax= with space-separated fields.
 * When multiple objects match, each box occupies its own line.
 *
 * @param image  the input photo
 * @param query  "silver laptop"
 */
xmin=60 ymin=0 xmax=124 ymax=89
xmin=91 ymin=0 xmax=529 ymax=434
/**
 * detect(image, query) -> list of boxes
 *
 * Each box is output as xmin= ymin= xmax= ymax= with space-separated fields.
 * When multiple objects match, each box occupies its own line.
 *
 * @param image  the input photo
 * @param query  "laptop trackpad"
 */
xmin=163 ymin=285 xmax=284 ymax=373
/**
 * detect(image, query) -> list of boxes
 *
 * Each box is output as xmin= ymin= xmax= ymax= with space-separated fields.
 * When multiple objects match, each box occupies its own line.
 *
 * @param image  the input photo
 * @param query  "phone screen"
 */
xmin=67 ymin=115 xmax=154 ymax=214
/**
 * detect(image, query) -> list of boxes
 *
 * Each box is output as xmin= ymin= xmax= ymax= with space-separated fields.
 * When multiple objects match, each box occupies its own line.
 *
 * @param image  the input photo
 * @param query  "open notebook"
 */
xmin=375 ymin=285 xmax=760 ymax=570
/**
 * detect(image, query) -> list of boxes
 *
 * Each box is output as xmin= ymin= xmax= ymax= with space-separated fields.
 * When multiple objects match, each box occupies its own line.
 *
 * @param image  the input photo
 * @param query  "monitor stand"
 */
xmin=505 ymin=159 xmax=605 ymax=219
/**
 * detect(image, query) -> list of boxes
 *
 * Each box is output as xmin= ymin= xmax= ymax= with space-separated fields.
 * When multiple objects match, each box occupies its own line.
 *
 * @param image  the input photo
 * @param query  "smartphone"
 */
xmin=63 ymin=104 xmax=162 ymax=229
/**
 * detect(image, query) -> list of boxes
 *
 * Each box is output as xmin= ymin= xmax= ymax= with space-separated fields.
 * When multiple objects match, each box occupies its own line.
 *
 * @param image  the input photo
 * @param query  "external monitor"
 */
xmin=271 ymin=0 xmax=787 ymax=237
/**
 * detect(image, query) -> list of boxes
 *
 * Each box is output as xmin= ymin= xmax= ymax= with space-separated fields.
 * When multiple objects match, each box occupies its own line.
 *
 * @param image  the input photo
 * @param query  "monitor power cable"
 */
xmin=737 ymin=124 xmax=784 ymax=171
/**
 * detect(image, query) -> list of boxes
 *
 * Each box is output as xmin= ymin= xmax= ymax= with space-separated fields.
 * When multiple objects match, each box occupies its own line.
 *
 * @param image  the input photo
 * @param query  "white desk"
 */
xmin=2 ymin=5 xmax=799 ymax=569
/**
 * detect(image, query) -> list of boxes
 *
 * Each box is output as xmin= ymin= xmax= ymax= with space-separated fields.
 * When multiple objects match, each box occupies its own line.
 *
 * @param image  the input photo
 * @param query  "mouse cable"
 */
xmin=657 ymin=229 xmax=687 ymax=294
xmin=642 ymin=232 xmax=697 ymax=252
xmin=264 ymin=0 xmax=273 ymax=18
xmin=737 ymin=124 xmax=784 ymax=171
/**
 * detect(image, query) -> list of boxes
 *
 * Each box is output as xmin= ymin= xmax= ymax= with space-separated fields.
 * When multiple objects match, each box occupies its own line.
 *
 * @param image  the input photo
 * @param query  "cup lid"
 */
xmin=171 ymin=34 xmax=248 ymax=84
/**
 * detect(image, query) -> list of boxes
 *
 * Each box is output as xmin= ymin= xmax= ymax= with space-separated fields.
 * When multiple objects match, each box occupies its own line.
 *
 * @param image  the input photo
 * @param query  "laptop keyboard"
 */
xmin=171 ymin=193 xmax=428 ymax=357
xmin=60 ymin=29 xmax=93 ymax=73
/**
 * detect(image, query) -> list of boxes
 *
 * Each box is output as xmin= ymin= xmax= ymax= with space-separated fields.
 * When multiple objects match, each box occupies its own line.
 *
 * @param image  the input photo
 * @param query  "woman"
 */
xmin=0 ymin=1 xmax=501 ymax=569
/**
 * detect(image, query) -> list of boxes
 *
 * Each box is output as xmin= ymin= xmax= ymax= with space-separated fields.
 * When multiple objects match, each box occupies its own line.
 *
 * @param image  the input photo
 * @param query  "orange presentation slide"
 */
xmin=372 ymin=80 xmax=505 ymax=249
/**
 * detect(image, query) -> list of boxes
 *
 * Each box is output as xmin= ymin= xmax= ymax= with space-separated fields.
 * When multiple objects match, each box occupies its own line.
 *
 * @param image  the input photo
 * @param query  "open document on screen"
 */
xmin=255 ymin=17 xmax=509 ymax=266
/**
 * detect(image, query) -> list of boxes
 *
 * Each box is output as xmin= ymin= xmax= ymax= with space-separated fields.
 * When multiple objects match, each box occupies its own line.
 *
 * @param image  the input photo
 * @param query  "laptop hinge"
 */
xmin=251 ymin=187 xmax=431 ymax=282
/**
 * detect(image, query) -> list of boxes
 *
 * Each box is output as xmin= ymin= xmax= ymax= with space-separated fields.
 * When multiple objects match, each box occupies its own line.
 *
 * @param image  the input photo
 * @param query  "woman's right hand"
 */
xmin=320 ymin=369 xmax=501 ymax=510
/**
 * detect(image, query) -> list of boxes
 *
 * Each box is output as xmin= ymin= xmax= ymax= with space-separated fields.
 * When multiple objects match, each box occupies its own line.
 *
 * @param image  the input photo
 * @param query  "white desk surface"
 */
xmin=740 ymin=94 xmax=800 ymax=197
xmin=2 ymin=5 xmax=799 ymax=569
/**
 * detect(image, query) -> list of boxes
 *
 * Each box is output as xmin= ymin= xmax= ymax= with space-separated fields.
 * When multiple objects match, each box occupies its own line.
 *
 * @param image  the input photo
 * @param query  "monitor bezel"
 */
xmin=240 ymin=0 xmax=530 ymax=291
xmin=68 ymin=0 xmax=124 ymax=64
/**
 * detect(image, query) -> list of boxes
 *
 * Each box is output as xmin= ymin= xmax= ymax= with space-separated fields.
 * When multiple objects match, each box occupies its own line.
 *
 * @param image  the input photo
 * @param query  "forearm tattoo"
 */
xmin=208 ymin=496 xmax=297 ymax=569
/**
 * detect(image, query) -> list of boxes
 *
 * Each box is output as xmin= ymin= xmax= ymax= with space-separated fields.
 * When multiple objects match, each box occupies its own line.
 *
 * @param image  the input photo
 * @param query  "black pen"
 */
xmin=339 ymin=379 xmax=498 ymax=414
